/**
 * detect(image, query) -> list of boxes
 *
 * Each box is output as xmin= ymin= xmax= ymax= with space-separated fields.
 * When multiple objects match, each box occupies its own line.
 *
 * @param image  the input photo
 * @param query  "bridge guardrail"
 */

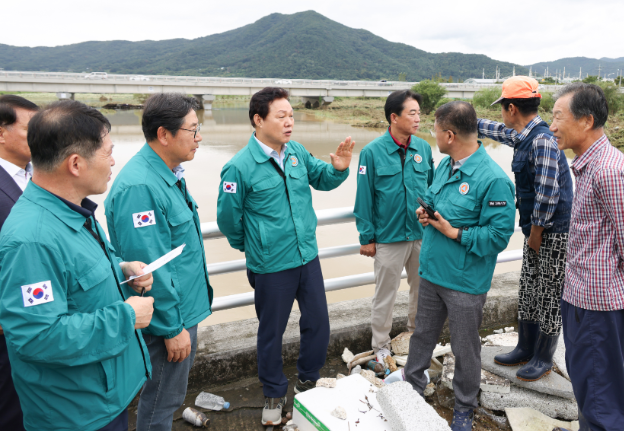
xmin=203 ymin=206 xmax=522 ymax=312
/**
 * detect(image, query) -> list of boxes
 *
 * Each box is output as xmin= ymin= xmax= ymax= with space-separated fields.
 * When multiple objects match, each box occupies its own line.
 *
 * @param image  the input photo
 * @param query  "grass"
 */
xmin=295 ymin=98 xmax=624 ymax=151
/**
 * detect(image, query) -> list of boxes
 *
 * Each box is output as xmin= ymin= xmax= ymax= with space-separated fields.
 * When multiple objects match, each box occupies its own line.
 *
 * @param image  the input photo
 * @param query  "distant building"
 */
xmin=463 ymin=78 xmax=501 ymax=84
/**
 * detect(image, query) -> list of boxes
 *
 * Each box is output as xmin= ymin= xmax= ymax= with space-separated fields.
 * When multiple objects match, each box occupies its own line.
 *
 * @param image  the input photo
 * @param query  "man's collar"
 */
xmin=254 ymin=133 xmax=287 ymax=157
xmin=571 ymin=134 xmax=609 ymax=174
xmin=455 ymin=142 xmax=486 ymax=176
xmin=249 ymin=133 xmax=290 ymax=163
xmin=53 ymin=194 xmax=98 ymax=218
xmin=22 ymin=182 xmax=94 ymax=232
xmin=0 ymin=157 xmax=30 ymax=177
xmin=139 ymin=143 xmax=179 ymax=186
xmin=516 ymin=115 xmax=544 ymax=142
xmin=388 ymin=127 xmax=410 ymax=150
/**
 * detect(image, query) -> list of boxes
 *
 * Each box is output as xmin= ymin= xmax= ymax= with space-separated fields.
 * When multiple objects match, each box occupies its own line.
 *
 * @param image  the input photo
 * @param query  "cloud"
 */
xmin=1 ymin=0 xmax=622 ymax=66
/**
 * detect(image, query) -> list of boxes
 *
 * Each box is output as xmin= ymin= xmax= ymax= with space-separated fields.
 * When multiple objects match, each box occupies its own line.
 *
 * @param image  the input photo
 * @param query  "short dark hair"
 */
xmin=554 ymin=83 xmax=608 ymax=129
xmin=384 ymin=90 xmax=423 ymax=123
xmin=0 ymin=95 xmax=39 ymax=128
xmin=435 ymin=101 xmax=478 ymax=137
xmin=501 ymin=97 xmax=541 ymax=115
xmin=249 ymin=87 xmax=290 ymax=128
xmin=142 ymin=93 xmax=199 ymax=142
xmin=28 ymin=100 xmax=111 ymax=172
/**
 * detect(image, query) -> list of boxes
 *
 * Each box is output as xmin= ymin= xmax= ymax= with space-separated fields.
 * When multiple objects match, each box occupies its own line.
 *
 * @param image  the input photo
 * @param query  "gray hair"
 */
xmin=554 ymin=83 xmax=608 ymax=129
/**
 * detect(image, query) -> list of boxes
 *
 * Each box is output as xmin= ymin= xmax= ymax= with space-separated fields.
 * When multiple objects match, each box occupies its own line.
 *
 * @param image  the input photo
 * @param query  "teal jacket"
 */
xmin=0 ymin=183 xmax=150 ymax=431
xmin=217 ymin=134 xmax=349 ymax=274
xmin=105 ymin=144 xmax=212 ymax=339
xmin=419 ymin=144 xmax=516 ymax=295
xmin=354 ymin=130 xmax=434 ymax=245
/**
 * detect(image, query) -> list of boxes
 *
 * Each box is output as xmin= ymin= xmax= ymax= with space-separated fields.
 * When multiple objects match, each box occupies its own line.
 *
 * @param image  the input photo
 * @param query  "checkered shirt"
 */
xmin=477 ymin=116 xmax=561 ymax=228
xmin=563 ymin=135 xmax=624 ymax=311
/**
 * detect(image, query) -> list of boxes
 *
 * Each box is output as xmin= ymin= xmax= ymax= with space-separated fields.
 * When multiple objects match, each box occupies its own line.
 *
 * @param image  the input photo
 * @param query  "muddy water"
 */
xmin=92 ymin=109 xmax=573 ymax=326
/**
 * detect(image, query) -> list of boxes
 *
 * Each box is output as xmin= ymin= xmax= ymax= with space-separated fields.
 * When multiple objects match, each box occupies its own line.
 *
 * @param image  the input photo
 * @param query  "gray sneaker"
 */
xmin=262 ymin=396 xmax=286 ymax=426
xmin=294 ymin=379 xmax=317 ymax=394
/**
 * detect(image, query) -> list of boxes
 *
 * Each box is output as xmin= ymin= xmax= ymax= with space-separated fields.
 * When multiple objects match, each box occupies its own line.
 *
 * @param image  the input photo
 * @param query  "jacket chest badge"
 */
xmin=414 ymin=154 xmax=422 ymax=163
xmin=290 ymin=156 xmax=299 ymax=167
xmin=459 ymin=182 xmax=470 ymax=195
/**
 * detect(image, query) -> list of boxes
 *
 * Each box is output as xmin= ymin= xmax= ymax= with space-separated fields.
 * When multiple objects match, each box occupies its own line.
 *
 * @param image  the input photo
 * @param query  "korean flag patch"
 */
xmin=133 ymin=210 xmax=156 ymax=228
xmin=359 ymin=166 xmax=367 ymax=175
xmin=21 ymin=280 xmax=54 ymax=307
xmin=223 ymin=182 xmax=237 ymax=194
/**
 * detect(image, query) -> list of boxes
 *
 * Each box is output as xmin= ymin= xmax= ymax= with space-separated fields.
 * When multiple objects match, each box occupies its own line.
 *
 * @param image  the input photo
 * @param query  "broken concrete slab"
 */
xmin=553 ymin=335 xmax=569 ymax=381
xmin=433 ymin=343 xmax=452 ymax=358
xmin=441 ymin=353 xmax=510 ymax=394
xmin=484 ymin=332 xmax=519 ymax=347
xmin=481 ymin=346 xmax=575 ymax=400
xmin=377 ymin=381 xmax=451 ymax=431
xmin=480 ymin=386 xmax=578 ymax=420
xmin=391 ymin=331 xmax=412 ymax=355
xmin=505 ymin=407 xmax=579 ymax=430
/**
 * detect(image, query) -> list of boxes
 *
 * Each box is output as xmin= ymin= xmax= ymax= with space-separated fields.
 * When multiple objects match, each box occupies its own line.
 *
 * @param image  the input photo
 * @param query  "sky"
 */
xmin=2 ymin=0 xmax=622 ymax=66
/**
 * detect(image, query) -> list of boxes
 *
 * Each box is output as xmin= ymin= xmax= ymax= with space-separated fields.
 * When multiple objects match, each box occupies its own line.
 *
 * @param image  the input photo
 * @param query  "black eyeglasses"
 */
xmin=179 ymin=123 xmax=202 ymax=139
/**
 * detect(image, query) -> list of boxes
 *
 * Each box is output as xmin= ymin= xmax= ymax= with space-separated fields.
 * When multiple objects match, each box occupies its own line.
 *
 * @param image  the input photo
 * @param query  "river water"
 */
xmin=91 ymin=108 xmax=573 ymax=326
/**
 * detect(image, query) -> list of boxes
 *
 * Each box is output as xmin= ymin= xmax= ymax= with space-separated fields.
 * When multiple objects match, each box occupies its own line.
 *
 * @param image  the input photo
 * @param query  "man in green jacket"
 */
xmin=404 ymin=102 xmax=515 ymax=431
xmin=105 ymin=93 xmax=213 ymax=431
xmin=217 ymin=87 xmax=353 ymax=426
xmin=0 ymin=100 xmax=154 ymax=431
xmin=354 ymin=90 xmax=434 ymax=358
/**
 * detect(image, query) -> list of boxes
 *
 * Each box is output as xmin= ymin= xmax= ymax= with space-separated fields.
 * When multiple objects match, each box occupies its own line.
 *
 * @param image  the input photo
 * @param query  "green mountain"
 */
xmin=528 ymin=57 xmax=624 ymax=79
xmin=0 ymin=11 xmax=527 ymax=81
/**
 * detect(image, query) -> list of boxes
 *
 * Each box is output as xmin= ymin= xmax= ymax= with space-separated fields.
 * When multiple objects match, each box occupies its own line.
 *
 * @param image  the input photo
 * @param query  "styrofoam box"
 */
xmin=293 ymin=374 xmax=392 ymax=431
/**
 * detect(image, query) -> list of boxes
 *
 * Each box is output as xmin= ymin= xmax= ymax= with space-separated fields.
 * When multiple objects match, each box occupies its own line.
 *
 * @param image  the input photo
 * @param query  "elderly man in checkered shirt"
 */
xmin=551 ymin=83 xmax=624 ymax=431
xmin=477 ymin=76 xmax=574 ymax=382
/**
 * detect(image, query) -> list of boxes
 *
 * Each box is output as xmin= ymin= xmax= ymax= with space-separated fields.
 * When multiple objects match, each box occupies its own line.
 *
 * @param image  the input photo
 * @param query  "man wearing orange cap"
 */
xmin=477 ymin=76 xmax=573 ymax=381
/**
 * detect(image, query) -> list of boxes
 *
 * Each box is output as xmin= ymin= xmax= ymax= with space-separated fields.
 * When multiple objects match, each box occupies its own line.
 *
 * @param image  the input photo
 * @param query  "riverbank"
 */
xmin=295 ymin=97 xmax=624 ymax=149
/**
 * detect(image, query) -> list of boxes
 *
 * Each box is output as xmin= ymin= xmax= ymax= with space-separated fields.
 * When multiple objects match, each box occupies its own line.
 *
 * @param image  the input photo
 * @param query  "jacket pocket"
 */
xmin=258 ymin=220 xmax=269 ymax=257
xmin=100 ymin=358 xmax=116 ymax=392
xmin=376 ymin=163 xmax=402 ymax=177
xmin=77 ymin=256 xmax=112 ymax=292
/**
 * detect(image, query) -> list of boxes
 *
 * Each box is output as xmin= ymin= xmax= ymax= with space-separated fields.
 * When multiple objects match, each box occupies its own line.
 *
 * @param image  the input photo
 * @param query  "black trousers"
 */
xmin=0 ymin=334 xmax=25 ymax=431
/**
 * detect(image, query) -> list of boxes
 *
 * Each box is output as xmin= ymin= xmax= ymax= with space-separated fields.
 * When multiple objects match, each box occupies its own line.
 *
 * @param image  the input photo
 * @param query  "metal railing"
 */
xmin=202 ymin=207 xmax=522 ymax=312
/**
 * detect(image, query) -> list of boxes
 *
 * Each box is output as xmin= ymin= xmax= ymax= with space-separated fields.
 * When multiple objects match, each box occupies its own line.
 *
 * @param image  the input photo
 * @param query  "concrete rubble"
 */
xmin=505 ymin=407 xmax=579 ymax=430
xmin=481 ymin=346 xmax=575 ymax=400
xmin=391 ymin=331 xmax=412 ymax=355
xmin=316 ymin=378 xmax=337 ymax=388
xmin=441 ymin=353 xmax=510 ymax=394
xmin=484 ymin=331 xmax=519 ymax=346
xmin=330 ymin=406 xmax=347 ymax=420
xmin=504 ymin=326 xmax=515 ymax=333
xmin=360 ymin=369 xmax=385 ymax=388
xmin=481 ymin=386 xmax=578 ymax=420
xmin=341 ymin=347 xmax=354 ymax=364
xmin=377 ymin=381 xmax=451 ymax=431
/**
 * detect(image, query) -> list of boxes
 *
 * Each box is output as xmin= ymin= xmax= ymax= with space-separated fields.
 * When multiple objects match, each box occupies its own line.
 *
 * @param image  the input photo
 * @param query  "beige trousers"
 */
xmin=371 ymin=240 xmax=422 ymax=352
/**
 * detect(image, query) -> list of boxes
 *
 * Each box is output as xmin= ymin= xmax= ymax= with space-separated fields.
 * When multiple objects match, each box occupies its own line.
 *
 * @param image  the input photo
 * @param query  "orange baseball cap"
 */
xmin=491 ymin=76 xmax=542 ymax=106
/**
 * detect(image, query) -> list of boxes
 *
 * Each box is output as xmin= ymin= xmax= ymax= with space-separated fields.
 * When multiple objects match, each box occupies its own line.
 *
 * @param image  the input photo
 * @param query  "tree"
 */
xmin=583 ymin=75 xmax=599 ymax=84
xmin=539 ymin=93 xmax=555 ymax=114
xmin=596 ymin=82 xmax=624 ymax=115
xmin=398 ymin=72 xmax=407 ymax=82
xmin=472 ymin=87 xmax=502 ymax=110
xmin=411 ymin=80 xmax=447 ymax=114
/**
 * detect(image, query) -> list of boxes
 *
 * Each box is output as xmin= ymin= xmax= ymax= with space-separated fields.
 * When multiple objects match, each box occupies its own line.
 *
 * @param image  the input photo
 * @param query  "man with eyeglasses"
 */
xmin=404 ymin=101 xmax=515 ymax=431
xmin=105 ymin=93 xmax=213 ymax=431
xmin=354 ymin=90 xmax=434 ymax=360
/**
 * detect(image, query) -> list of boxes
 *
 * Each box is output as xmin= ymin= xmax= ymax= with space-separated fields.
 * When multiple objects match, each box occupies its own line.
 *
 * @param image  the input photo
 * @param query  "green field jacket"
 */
xmin=105 ymin=144 xmax=213 ymax=339
xmin=419 ymin=144 xmax=516 ymax=295
xmin=354 ymin=130 xmax=434 ymax=245
xmin=0 ymin=183 xmax=151 ymax=431
xmin=217 ymin=134 xmax=349 ymax=274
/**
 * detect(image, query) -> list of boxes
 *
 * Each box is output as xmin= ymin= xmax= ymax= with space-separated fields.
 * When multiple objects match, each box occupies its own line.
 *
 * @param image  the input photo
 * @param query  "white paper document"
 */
xmin=120 ymin=244 xmax=186 ymax=284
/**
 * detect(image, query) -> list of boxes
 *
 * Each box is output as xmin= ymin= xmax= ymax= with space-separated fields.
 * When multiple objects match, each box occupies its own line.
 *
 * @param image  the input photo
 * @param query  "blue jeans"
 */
xmin=247 ymin=256 xmax=330 ymax=398
xmin=136 ymin=325 xmax=198 ymax=431
xmin=562 ymin=300 xmax=624 ymax=431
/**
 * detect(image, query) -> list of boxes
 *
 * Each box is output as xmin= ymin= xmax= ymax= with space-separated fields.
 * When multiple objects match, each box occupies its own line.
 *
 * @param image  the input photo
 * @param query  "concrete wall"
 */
xmin=188 ymin=271 xmax=520 ymax=388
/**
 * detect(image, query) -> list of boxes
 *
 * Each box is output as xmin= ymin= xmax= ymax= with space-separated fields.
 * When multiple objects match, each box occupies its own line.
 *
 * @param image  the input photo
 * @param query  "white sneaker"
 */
xmin=376 ymin=347 xmax=392 ymax=364
xmin=262 ymin=396 xmax=286 ymax=426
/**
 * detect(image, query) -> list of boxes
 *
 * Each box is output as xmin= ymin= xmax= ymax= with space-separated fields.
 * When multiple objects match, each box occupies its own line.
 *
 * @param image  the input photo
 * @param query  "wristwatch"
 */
xmin=454 ymin=227 xmax=468 ymax=243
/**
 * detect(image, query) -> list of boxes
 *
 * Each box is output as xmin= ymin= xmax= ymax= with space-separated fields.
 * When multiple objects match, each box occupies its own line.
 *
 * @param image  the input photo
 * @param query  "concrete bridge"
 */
xmin=0 ymin=70 xmax=569 ymax=109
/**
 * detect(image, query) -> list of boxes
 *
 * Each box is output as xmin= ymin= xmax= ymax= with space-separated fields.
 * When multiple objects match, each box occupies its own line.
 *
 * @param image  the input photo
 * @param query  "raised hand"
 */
xmin=330 ymin=136 xmax=355 ymax=172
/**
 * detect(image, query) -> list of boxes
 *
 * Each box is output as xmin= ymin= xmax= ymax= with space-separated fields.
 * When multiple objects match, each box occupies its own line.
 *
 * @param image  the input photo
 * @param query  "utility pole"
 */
xmin=482 ymin=68 xmax=485 ymax=79
xmin=579 ymin=67 xmax=582 ymax=80
xmin=598 ymin=64 xmax=601 ymax=79
xmin=529 ymin=66 xmax=532 ymax=78
xmin=513 ymin=66 xmax=515 ymax=77
xmin=563 ymin=67 xmax=566 ymax=82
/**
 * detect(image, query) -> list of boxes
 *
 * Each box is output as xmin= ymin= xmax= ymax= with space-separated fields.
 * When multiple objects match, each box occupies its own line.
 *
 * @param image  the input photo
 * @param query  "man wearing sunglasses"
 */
xmin=105 ymin=93 xmax=213 ymax=431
